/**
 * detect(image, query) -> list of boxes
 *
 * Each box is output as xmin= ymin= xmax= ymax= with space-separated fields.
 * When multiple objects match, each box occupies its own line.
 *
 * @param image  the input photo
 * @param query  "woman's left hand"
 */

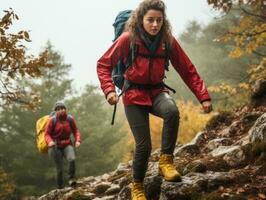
xmin=75 ymin=141 xmax=81 ymax=148
xmin=201 ymin=101 xmax=212 ymax=113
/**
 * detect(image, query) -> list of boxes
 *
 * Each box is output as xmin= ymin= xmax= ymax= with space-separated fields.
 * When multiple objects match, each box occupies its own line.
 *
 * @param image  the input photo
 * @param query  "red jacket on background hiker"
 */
xmin=45 ymin=112 xmax=81 ymax=148
xmin=97 ymin=32 xmax=210 ymax=106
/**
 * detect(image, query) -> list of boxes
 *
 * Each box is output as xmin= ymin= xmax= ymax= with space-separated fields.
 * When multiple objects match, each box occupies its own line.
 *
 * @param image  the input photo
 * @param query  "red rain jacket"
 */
xmin=45 ymin=113 xmax=81 ymax=148
xmin=97 ymin=32 xmax=210 ymax=106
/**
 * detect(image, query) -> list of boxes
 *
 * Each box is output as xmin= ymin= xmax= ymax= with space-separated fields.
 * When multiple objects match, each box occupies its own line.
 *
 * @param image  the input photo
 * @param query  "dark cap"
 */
xmin=53 ymin=101 xmax=66 ymax=111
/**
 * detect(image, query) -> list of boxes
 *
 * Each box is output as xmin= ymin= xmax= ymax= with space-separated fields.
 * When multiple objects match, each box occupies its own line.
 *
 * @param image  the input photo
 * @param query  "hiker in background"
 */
xmin=45 ymin=101 xmax=81 ymax=189
xmin=97 ymin=0 xmax=212 ymax=199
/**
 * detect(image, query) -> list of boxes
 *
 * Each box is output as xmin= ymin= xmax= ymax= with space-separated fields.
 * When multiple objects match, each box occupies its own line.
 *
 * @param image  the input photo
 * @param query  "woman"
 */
xmin=97 ymin=0 xmax=212 ymax=199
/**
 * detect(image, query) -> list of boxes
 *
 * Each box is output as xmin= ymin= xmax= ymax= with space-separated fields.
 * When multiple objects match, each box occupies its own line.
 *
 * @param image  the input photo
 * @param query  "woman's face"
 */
xmin=142 ymin=9 xmax=163 ymax=36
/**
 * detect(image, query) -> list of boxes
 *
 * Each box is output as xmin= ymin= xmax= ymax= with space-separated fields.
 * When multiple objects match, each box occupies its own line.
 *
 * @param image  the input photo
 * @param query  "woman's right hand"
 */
xmin=48 ymin=141 xmax=55 ymax=147
xmin=106 ymin=92 xmax=119 ymax=105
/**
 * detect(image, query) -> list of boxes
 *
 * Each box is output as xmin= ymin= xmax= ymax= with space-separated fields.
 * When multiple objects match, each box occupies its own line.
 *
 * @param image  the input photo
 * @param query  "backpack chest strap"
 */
xmin=137 ymin=53 xmax=165 ymax=59
xmin=124 ymin=81 xmax=176 ymax=93
xmin=51 ymin=115 xmax=73 ymax=134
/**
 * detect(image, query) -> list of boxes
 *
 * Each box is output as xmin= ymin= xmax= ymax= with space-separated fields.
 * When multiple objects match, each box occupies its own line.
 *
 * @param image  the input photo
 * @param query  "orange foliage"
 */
xmin=172 ymin=100 xmax=213 ymax=144
xmin=0 ymin=8 xmax=52 ymax=107
xmin=211 ymin=0 xmax=266 ymax=53
xmin=207 ymin=0 xmax=266 ymax=101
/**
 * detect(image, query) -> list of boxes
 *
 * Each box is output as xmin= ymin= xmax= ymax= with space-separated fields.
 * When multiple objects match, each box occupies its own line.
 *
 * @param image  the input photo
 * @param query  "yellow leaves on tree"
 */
xmin=208 ymin=0 xmax=265 ymax=58
xmin=0 ymin=8 xmax=53 ymax=107
xmin=248 ymin=58 xmax=266 ymax=82
xmin=229 ymin=47 xmax=244 ymax=58
xmin=211 ymin=1 xmax=265 ymax=52
xmin=207 ymin=0 xmax=266 ymax=102
xmin=209 ymin=82 xmax=239 ymax=95
xmin=209 ymin=82 xmax=251 ymax=107
xmin=226 ymin=16 xmax=265 ymax=58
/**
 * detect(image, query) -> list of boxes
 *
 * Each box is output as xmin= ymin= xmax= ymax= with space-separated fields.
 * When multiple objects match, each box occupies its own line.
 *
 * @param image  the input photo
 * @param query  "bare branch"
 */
xmin=0 ymin=78 xmax=12 ymax=94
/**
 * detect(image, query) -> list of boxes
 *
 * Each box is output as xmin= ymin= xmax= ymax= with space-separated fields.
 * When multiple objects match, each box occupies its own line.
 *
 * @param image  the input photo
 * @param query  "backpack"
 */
xmin=111 ymin=10 xmax=133 ymax=92
xmin=35 ymin=113 xmax=73 ymax=153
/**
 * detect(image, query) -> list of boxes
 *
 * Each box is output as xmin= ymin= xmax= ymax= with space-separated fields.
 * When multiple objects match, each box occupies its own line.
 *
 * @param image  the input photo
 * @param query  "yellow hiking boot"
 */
xmin=159 ymin=154 xmax=181 ymax=182
xmin=131 ymin=182 xmax=147 ymax=200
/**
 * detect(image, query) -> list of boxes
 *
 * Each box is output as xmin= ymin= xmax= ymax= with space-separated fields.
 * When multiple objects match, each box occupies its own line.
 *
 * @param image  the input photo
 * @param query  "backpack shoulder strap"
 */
xmin=51 ymin=114 xmax=74 ymax=132
xmin=126 ymin=42 xmax=138 ymax=68
xmin=66 ymin=114 xmax=74 ymax=131
xmin=164 ymin=42 xmax=171 ymax=71
xmin=51 ymin=115 xmax=57 ymax=133
xmin=128 ymin=41 xmax=170 ymax=71
xmin=67 ymin=114 xmax=73 ymax=123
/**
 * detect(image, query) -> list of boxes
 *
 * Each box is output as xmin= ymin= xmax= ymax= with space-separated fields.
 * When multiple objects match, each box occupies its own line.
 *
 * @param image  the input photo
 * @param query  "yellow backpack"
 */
xmin=36 ymin=115 xmax=50 ymax=153
xmin=35 ymin=114 xmax=73 ymax=153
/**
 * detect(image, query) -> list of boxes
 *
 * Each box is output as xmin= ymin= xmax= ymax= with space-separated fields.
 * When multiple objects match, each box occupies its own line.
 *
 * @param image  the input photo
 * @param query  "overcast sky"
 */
xmin=1 ymin=0 xmax=217 ymax=90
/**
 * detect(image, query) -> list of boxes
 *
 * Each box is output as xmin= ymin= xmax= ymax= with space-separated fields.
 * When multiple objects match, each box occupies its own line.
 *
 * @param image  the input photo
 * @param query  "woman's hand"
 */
xmin=48 ymin=141 xmax=55 ymax=147
xmin=75 ymin=141 xmax=81 ymax=148
xmin=201 ymin=100 xmax=212 ymax=113
xmin=106 ymin=92 xmax=119 ymax=105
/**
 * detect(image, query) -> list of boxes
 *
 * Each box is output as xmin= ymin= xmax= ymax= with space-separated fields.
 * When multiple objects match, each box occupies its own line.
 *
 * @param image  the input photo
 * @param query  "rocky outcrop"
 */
xmin=35 ymin=106 xmax=266 ymax=200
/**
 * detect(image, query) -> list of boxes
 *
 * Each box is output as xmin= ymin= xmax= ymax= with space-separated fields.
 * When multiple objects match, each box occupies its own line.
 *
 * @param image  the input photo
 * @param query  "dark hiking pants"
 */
xmin=124 ymin=92 xmax=180 ymax=181
xmin=48 ymin=144 xmax=76 ymax=188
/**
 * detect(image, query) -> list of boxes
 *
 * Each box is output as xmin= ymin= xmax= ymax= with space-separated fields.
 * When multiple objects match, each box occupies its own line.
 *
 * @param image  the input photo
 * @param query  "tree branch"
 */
xmin=253 ymin=50 xmax=266 ymax=57
xmin=0 ymin=78 xmax=12 ymax=95
xmin=228 ymin=29 xmax=266 ymax=37
xmin=239 ymin=5 xmax=266 ymax=20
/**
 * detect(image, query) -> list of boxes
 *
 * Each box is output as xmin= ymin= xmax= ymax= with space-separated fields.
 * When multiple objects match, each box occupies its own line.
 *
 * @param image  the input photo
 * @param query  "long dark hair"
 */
xmin=125 ymin=0 xmax=173 ymax=45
